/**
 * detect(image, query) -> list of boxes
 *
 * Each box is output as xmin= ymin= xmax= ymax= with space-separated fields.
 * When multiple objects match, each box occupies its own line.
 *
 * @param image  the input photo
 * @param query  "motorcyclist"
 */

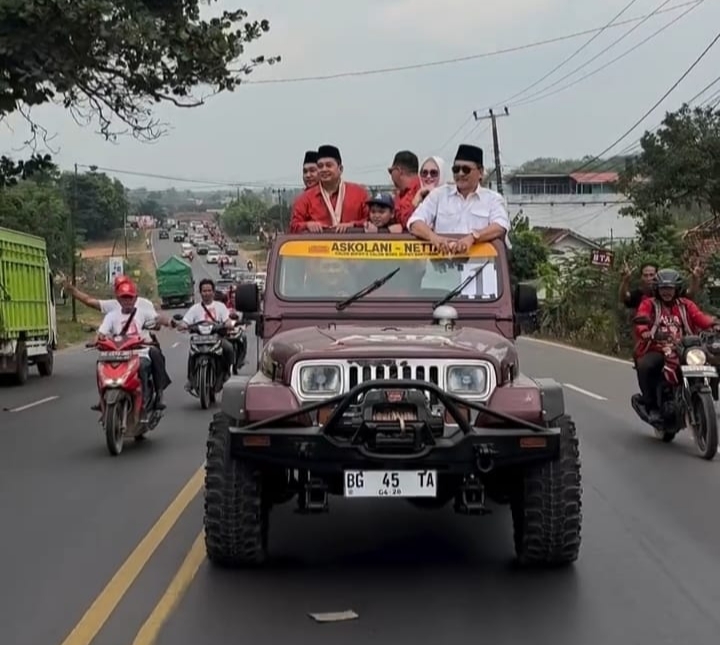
xmin=96 ymin=280 xmax=159 ymax=415
xmin=247 ymin=259 xmax=254 ymax=272
xmin=633 ymin=268 xmax=717 ymax=423
xmin=174 ymin=278 xmax=235 ymax=392
xmin=63 ymin=274 xmax=171 ymax=410
xmin=214 ymin=289 xmax=247 ymax=372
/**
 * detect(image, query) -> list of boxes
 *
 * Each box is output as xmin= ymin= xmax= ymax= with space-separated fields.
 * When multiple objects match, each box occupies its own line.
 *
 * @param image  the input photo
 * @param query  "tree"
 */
xmin=508 ymin=214 xmax=548 ymax=283
xmin=58 ymin=171 xmax=128 ymax=240
xmin=0 ymin=180 xmax=71 ymax=268
xmin=515 ymin=156 xmax=632 ymax=174
xmin=0 ymin=1 xmax=279 ymax=183
xmin=619 ymin=104 xmax=720 ymax=218
xmin=221 ymin=191 xmax=268 ymax=236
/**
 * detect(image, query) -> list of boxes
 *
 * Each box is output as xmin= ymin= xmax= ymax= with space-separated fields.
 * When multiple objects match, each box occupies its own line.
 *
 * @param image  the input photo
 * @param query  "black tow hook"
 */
xmin=474 ymin=444 xmax=497 ymax=474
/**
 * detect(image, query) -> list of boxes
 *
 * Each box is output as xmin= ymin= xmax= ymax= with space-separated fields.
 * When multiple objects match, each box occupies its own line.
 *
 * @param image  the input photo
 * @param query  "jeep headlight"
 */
xmin=299 ymin=365 xmax=342 ymax=396
xmin=685 ymin=348 xmax=707 ymax=365
xmin=446 ymin=365 xmax=488 ymax=397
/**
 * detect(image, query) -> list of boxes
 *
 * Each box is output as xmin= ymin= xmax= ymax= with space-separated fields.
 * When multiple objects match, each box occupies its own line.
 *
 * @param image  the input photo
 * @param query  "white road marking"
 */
xmin=7 ymin=395 xmax=59 ymax=412
xmin=171 ymin=341 xmax=180 ymax=348
xmin=563 ymin=383 xmax=607 ymax=401
xmin=522 ymin=337 xmax=632 ymax=366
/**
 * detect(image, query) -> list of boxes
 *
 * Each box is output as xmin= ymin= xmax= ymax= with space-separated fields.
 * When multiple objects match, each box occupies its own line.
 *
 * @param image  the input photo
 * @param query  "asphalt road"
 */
xmin=1 ymin=232 xmax=719 ymax=645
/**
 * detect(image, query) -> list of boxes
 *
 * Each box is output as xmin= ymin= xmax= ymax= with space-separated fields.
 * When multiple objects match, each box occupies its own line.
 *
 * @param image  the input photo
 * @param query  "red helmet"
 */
xmin=116 ymin=280 xmax=137 ymax=298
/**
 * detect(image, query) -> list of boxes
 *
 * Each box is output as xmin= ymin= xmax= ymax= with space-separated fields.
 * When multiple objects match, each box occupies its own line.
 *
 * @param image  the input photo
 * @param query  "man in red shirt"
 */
xmin=388 ymin=150 xmax=421 ymax=229
xmin=289 ymin=144 xmax=369 ymax=233
xmin=633 ymin=268 xmax=716 ymax=422
xmin=302 ymin=150 xmax=319 ymax=189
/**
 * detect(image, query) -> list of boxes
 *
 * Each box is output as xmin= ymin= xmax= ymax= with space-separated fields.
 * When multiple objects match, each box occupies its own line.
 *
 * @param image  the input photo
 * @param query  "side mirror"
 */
xmin=172 ymin=313 xmax=184 ymax=321
xmin=514 ymin=283 xmax=538 ymax=314
xmin=632 ymin=315 xmax=651 ymax=325
xmin=235 ymin=282 xmax=260 ymax=314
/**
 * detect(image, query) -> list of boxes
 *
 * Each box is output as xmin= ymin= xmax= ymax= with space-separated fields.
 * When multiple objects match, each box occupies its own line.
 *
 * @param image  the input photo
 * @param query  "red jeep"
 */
xmin=207 ymin=233 xmax=582 ymax=568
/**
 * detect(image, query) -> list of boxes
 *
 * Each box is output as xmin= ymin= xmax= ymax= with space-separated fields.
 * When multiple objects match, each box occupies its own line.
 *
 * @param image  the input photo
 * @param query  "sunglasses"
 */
xmin=420 ymin=169 xmax=439 ymax=178
xmin=451 ymin=164 xmax=475 ymax=175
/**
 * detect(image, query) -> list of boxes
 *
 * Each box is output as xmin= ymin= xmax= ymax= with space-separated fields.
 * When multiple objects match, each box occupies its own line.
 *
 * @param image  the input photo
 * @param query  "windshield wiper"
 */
xmin=335 ymin=267 xmax=400 ymax=311
xmin=432 ymin=261 xmax=489 ymax=309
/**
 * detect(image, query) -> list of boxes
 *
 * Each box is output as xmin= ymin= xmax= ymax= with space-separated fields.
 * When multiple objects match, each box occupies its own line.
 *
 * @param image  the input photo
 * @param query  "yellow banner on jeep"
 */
xmin=279 ymin=240 xmax=498 ymax=259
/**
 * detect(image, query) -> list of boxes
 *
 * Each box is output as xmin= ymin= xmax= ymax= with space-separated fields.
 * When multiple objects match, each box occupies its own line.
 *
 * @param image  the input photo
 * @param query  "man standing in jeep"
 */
xmin=289 ymin=144 xmax=369 ymax=233
xmin=301 ymin=150 xmax=319 ymax=189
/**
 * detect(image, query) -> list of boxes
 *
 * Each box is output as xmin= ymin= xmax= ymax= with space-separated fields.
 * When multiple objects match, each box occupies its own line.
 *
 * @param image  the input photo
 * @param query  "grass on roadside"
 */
xmin=56 ymin=303 xmax=102 ymax=349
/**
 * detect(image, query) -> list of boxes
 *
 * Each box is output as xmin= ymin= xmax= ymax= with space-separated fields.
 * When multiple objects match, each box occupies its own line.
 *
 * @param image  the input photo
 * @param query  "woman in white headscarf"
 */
xmin=412 ymin=155 xmax=448 ymax=207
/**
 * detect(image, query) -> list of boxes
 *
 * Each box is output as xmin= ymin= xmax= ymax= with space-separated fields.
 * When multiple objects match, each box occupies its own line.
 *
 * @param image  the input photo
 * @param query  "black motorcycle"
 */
xmin=631 ymin=316 xmax=719 ymax=460
xmin=226 ymin=318 xmax=247 ymax=375
xmin=173 ymin=314 xmax=234 ymax=409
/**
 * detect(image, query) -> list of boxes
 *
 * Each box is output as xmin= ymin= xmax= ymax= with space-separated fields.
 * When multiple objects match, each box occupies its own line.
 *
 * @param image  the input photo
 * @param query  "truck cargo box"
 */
xmin=0 ymin=226 xmax=56 ymax=383
xmin=156 ymin=255 xmax=194 ymax=308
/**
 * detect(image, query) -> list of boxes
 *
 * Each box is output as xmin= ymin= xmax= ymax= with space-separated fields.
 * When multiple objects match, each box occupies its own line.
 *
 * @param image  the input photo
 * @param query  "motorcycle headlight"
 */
xmin=446 ymin=365 xmax=489 ymax=397
xmin=298 ymin=366 xmax=342 ymax=397
xmin=685 ymin=348 xmax=707 ymax=365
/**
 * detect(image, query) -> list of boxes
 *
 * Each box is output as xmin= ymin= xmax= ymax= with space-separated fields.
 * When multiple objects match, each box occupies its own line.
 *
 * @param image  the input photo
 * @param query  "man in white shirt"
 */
xmin=175 ymin=278 xmax=235 ymax=392
xmin=407 ymin=143 xmax=510 ymax=254
xmin=68 ymin=274 xmax=172 ymax=410
xmin=96 ymin=279 xmax=161 ymax=414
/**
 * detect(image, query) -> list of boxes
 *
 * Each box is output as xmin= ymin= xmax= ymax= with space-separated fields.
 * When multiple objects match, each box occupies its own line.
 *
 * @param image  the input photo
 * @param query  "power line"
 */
xmin=489 ymin=0 xmax=643 ymax=108
xmin=507 ymin=0 xmax=685 ymax=108
xmin=242 ymin=2 xmax=699 ymax=85
xmin=572 ymin=30 xmax=720 ymax=174
xmin=509 ymin=1 xmax=701 ymax=108
xmin=573 ymin=74 xmax=720 ymax=174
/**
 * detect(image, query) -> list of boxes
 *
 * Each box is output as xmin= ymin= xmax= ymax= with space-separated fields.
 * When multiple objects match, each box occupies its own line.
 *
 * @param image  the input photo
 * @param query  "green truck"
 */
xmin=0 ymin=227 xmax=57 ymax=384
xmin=156 ymin=255 xmax=194 ymax=309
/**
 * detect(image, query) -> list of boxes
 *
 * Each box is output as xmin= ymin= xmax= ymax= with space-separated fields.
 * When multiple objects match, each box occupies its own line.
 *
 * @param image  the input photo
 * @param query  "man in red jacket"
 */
xmin=633 ymin=268 xmax=716 ymax=421
xmin=289 ymin=144 xmax=369 ymax=233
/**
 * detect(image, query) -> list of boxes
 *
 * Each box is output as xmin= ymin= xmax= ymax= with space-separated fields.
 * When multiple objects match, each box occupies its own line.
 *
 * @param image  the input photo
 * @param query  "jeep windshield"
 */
xmin=275 ymin=238 xmax=500 ymax=301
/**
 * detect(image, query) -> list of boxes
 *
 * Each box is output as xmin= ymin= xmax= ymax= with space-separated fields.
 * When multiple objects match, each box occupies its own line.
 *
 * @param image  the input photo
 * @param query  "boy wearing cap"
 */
xmin=364 ymin=193 xmax=403 ymax=233
xmin=289 ymin=144 xmax=370 ymax=233
xmin=406 ymin=143 xmax=510 ymax=254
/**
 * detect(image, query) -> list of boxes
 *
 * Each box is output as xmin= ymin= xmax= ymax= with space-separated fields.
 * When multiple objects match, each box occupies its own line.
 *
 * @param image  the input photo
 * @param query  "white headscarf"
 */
xmin=419 ymin=155 xmax=448 ymax=189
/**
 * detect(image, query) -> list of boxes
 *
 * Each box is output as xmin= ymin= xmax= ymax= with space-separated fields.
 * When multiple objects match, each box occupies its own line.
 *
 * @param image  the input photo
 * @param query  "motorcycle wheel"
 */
xmin=104 ymin=399 xmax=127 ymax=456
xmin=691 ymin=391 xmax=718 ymax=460
xmin=199 ymin=366 xmax=211 ymax=410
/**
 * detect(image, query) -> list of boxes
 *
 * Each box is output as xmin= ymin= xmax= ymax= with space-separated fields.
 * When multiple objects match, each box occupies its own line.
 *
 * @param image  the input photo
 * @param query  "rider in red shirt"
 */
xmin=633 ymin=268 xmax=716 ymax=421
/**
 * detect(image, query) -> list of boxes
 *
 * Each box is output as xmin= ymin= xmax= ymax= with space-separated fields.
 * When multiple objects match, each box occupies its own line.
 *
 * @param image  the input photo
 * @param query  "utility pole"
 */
xmin=71 ymin=163 xmax=78 ymax=322
xmin=472 ymin=107 xmax=509 ymax=195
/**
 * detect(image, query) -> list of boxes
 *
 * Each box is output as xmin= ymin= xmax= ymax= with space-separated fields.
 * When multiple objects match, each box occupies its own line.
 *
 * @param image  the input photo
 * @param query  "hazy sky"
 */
xmin=2 ymin=0 xmax=719 ymax=190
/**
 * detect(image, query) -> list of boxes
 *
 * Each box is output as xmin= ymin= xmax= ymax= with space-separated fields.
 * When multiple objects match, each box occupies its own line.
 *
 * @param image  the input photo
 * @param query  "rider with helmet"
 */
xmin=633 ymin=268 xmax=717 ymax=422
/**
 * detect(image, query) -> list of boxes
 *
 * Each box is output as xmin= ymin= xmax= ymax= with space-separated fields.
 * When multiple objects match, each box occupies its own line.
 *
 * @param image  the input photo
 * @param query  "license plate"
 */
xmin=343 ymin=470 xmax=437 ymax=498
xmin=99 ymin=351 xmax=132 ymax=361
xmin=191 ymin=336 xmax=216 ymax=344
xmin=681 ymin=365 xmax=717 ymax=375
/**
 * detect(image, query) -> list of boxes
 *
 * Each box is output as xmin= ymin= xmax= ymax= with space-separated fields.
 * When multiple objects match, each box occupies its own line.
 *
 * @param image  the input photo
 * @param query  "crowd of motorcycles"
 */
xmin=87 ymin=223 xmax=250 ymax=456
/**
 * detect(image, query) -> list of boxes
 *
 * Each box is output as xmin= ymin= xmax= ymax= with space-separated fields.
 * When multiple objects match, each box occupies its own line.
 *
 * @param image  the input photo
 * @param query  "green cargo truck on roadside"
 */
xmin=0 ymin=227 xmax=57 ymax=384
xmin=156 ymin=255 xmax=194 ymax=309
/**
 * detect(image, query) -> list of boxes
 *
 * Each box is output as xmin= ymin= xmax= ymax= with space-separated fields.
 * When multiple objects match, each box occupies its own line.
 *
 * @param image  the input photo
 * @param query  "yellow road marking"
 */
xmin=59 ymin=465 xmax=204 ymax=645
xmin=132 ymin=531 xmax=206 ymax=645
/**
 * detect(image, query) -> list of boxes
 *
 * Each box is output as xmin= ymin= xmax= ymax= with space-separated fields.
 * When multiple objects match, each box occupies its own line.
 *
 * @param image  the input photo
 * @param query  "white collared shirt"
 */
xmin=406 ymin=183 xmax=511 ymax=241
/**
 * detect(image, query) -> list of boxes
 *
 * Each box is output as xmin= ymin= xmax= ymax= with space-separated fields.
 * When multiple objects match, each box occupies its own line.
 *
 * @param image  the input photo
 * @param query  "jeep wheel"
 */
xmin=511 ymin=415 xmax=582 ymax=566
xmin=204 ymin=412 xmax=269 ymax=567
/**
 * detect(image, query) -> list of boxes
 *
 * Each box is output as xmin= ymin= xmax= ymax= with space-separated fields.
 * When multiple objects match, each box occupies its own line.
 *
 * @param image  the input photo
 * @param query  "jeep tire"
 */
xmin=511 ymin=415 xmax=582 ymax=566
xmin=204 ymin=413 xmax=269 ymax=567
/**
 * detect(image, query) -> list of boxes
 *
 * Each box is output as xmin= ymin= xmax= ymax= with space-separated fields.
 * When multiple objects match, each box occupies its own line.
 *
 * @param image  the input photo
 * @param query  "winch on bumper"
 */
xmin=226 ymin=379 xmax=561 ymax=472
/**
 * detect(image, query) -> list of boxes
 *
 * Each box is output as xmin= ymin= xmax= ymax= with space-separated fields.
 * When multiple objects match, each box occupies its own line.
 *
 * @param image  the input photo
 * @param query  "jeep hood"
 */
xmin=263 ymin=324 xmax=517 ymax=366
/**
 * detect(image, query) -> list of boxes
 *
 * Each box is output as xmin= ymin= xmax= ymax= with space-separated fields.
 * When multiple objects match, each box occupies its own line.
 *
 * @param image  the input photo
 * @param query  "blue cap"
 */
xmin=366 ymin=192 xmax=394 ymax=209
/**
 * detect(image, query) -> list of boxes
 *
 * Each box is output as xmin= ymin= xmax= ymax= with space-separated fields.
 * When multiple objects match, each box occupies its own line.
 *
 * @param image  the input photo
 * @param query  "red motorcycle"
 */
xmin=87 ymin=331 xmax=163 ymax=456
